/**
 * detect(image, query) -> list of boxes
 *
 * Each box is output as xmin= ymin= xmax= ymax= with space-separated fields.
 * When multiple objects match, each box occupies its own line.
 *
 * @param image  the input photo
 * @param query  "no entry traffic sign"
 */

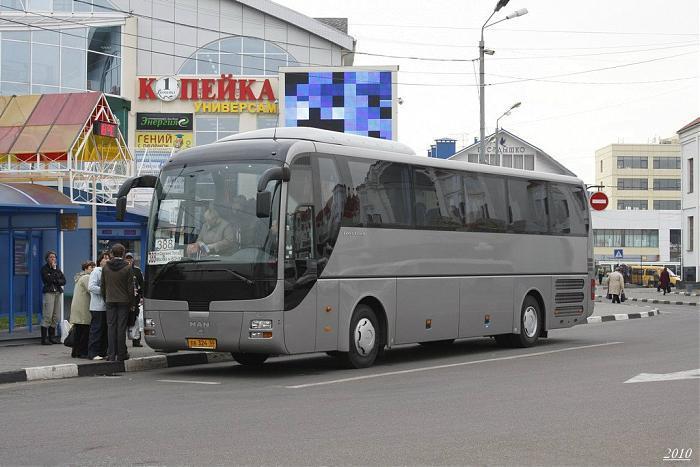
xmin=589 ymin=191 xmax=609 ymax=211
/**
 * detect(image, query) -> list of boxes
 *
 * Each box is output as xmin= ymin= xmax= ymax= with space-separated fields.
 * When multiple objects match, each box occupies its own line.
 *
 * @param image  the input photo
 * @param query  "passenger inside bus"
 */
xmin=186 ymin=204 xmax=236 ymax=256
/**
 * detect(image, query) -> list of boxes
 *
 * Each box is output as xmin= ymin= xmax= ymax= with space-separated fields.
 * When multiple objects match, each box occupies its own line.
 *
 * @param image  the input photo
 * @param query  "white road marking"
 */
xmin=624 ymin=368 xmax=700 ymax=384
xmin=157 ymin=379 xmax=221 ymax=385
xmin=285 ymin=342 xmax=624 ymax=389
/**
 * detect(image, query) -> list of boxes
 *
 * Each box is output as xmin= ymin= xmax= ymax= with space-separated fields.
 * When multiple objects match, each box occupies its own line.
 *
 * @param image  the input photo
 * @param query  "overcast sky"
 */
xmin=278 ymin=0 xmax=699 ymax=183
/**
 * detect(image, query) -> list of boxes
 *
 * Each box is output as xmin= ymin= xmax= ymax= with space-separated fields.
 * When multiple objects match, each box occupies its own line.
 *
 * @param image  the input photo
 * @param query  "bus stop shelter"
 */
xmin=0 ymin=183 xmax=80 ymax=337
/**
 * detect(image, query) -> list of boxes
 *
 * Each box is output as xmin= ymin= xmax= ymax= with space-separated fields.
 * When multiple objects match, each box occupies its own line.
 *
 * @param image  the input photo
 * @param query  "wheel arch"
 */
xmin=522 ymin=287 xmax=547 ymax=335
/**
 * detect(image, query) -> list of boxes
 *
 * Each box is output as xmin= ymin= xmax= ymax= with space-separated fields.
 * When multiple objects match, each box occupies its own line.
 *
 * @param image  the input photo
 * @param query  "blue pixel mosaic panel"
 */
xmin=284 ymin=71 xmax=393 ymax=140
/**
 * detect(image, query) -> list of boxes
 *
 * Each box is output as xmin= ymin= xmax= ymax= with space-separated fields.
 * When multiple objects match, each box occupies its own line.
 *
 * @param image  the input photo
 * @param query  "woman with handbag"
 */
xmin=68 ymin=261 xmax=95 ymax=358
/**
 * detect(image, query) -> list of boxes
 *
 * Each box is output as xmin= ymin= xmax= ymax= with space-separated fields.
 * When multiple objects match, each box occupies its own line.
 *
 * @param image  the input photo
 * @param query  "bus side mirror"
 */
xmin=115 ymin=196 xmax=127 ymax=221
xmin=115 ymin=175 xmax=158 ymax=222
xmin=256 ymin=191 xmax=272 ymax=218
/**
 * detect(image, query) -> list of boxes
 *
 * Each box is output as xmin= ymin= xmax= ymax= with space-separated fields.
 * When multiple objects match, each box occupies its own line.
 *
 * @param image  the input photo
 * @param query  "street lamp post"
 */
xmin=479 ymin=1 xmax=529 ymax=163
xmin=494 ymin=101 xmax=521 ymax=165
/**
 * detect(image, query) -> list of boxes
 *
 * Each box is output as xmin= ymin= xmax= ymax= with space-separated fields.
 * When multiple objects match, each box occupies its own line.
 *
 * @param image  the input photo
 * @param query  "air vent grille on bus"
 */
xmin=555 ymin=292 xmax=585 ymax=304
xmin=188 ymin=301 xmax=210 ymax=312
xmin=555 ymin=279 xmax=585 ymax=290
xmin=554 ymin=306 xmax=584 ymax=316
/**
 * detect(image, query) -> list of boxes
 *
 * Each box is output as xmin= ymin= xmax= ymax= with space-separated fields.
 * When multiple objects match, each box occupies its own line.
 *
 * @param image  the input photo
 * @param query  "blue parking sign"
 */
xmin=613 ymin=249 xmax=624 ymax=259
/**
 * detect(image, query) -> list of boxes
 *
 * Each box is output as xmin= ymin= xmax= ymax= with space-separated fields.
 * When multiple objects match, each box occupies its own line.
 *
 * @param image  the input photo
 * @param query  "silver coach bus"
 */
xmin=116 ymin=128 xmax=594 ymax=368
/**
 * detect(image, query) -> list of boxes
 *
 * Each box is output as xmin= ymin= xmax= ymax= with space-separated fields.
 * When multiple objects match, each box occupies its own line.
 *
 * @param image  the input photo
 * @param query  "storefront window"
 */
xmin=179 ymin=36 xmax=298 ymax=76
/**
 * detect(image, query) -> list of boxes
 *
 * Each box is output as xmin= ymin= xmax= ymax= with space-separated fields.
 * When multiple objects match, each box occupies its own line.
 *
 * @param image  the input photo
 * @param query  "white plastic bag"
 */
xmin=127 ymin=307 xmax=144 ymax=340
xmin=60 ymin=319 xmax=72 ymax=343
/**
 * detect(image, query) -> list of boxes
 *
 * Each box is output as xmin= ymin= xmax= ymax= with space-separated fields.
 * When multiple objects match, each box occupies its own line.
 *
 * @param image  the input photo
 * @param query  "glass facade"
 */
xmin=0 ymin=0 xmax=112 ymax=13
xmin=179 ymin=36 xmax=298 ymax=76
xmin=593 ymin=229 xmax=659 ymax=248
xmin=0 ymin=24 xmax=120 ymax=96
xmin=194 ymin=115 xmax=239 ymax=146
xmin=653 ymin=156 xmax=681 ymax=170
xmin=617 ymin=178 xmax=648 ymax=190
xmin=617 ymin=156 xmax=648 ymax=169
xmin=653 ymin=178 xmax=681 ymax=191
xmin=617 ymin=200 xmax=648 ymax=210
xmin=653 ymin=200 xmax=681 ymax=210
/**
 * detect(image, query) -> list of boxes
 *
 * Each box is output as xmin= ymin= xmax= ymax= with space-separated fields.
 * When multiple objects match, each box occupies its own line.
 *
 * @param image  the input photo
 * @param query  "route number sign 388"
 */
xmin=154 ymin=238 xmax=175 ymax=250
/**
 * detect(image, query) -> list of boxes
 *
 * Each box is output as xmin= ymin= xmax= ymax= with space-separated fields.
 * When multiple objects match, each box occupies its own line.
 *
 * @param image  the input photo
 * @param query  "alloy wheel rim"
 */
xmin=523 ymin=306 xmax=538 ymax=338
xmin=354 ymin=318 xmax=376 ymax=356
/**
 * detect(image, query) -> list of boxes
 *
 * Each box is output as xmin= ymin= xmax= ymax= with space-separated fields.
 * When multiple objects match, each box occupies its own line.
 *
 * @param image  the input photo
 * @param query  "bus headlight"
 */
xmin=145 ymin=318 xmax=155 ymax=328
xmin=250 ymin=319 xmax=272 ymax=330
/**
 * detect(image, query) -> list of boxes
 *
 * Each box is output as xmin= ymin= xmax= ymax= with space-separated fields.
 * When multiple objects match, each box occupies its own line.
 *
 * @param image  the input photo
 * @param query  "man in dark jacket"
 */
xmin=101 ymin=243 xmax=134 ymax=361
xmin=125 ymin=252 xmax=144 ymax=347
xmin=40 ymin=250 xmax=66 ymax=345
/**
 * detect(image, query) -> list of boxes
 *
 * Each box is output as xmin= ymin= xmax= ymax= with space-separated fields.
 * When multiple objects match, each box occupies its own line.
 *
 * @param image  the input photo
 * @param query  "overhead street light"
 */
xmin=492 ymin=102 xmax=522 ymax=165
xmin=478 ymin=3 xmax=529 ymax=164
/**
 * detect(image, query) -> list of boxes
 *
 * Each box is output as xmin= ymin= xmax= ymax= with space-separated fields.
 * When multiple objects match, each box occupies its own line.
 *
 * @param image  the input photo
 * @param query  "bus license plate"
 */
xmin=186 ymin=338 xmax=217 ymax=350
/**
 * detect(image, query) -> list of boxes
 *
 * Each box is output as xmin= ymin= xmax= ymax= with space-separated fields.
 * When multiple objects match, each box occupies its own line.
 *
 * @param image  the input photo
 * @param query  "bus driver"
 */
xmin=186 ymin=204 xmax=236 ymax=256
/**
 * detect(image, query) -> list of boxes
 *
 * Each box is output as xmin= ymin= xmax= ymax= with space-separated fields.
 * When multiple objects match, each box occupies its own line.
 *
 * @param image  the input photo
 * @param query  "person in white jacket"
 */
xmin=87 ymin=251 xmax=110 ymax=360
xmin=608 ymin=267 xmax=625 ymax=304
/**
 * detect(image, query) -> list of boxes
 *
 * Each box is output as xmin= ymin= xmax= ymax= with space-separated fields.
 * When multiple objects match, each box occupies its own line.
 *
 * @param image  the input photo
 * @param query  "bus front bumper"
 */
xmin=143 ymin=310 xmax=288 ymax=355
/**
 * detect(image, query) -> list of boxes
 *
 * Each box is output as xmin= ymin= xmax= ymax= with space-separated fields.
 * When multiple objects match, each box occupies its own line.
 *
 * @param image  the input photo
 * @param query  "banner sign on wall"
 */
xmin=136 ymin=113 xmax=193 ymax=131
xmin=135 ymin=132 xmax=193 ymax=149
xmin=280 ymin=67 xmax=398 ymax=141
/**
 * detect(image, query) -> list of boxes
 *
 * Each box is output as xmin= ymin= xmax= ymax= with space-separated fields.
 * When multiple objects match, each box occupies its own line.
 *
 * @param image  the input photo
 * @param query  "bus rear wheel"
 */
xmin=494 ymin=296 xmax=542 ymax=348
xmin=339 ymin=304 xmax=380 ymax=369
xmin=232 ymin=353 xmax=269 ymax=367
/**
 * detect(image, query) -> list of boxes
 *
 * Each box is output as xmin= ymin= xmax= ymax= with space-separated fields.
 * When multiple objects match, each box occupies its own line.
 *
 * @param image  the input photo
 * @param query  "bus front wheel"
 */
xmin=232 ymin=353 xmax=269 ymax=367
xmin=340 ymin=304 xmax=380 ymax=369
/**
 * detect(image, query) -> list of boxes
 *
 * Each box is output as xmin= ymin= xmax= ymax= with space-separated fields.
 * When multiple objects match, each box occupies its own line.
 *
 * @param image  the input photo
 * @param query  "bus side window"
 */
xmin=507 ymin=178 xmax=548 ymax=234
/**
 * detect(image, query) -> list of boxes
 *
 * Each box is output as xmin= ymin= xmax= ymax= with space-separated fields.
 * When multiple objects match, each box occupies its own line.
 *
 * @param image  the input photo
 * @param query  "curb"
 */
xmin=0 ymin=352 xmax=233 ymax=386
xmin=668 ymin=291 xmax=700 ymax=297
xmin=628 ymin=297 xmax=697 ymax=306
xmin=595 ymin=295 xmax=697 ymax=306
xmin=586 ymin=308 xmax=660 ymax=324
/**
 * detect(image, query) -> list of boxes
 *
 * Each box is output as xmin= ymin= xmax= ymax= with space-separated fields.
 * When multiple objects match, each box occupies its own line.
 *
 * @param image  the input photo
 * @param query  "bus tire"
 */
xmin=340 ymin=304 xmax=380 ymax=369
xmin=232 ymin=353 xmax=269 ymax=367
xmin=512 ymin=296 xmax=542 ymax=348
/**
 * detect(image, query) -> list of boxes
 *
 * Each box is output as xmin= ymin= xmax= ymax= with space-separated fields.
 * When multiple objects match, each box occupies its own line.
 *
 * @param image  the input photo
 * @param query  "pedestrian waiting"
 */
xmin=101 ymin=244 xmax=135 ymax=362
xmin=68 ymin=261 xmax=95 ymax=358
xmin=87 ymin=251 xmax=111 ymax=360
xmin=125 ymin=252 xmax=144 ymax=348
xmin=40 ymin=250 xmax=66 ymax=345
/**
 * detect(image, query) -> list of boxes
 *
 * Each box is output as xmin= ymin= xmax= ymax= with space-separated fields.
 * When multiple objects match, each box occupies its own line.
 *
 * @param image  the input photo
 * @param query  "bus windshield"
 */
xmin=147 ymin=161 xmax=281 ymax=302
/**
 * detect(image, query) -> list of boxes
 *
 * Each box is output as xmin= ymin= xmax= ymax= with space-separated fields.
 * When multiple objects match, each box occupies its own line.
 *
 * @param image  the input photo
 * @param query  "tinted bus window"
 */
xmin=413 ymin=167 xmax=462 ymax=230
xmin=463 ymin=173 xmax=508 ymax=232
xmin=315 ymin=157 xmax=344 ymax=262
xmin=508 ymin=178 xmax=547 ymax=234
xmin=548 ymin=183 xmax=571 ymax=234
xmin=343 ymin=159 xmax=412 ymax=228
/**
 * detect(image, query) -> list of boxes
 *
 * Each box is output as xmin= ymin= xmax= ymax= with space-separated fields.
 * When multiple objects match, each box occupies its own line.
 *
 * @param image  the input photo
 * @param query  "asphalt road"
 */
xmin=0 ymin=302 xmax=697 ymax=466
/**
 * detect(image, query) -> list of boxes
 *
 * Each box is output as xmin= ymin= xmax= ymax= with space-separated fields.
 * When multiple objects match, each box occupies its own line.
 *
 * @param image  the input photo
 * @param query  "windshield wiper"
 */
xmin=199 ymin=268 xmax=255 ymax=286
xmin=150 ymin=258 xmax=217 ymax=284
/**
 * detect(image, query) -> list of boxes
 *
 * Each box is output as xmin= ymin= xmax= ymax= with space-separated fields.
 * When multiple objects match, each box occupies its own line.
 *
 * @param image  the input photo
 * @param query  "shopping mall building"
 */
xmin=1 ymin=0 xmax=395 ymax=335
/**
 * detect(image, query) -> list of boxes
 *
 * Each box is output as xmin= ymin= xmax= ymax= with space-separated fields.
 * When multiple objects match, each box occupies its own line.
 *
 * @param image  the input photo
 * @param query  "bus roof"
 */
xmin=173 ymin=128 xmax=583 ymax=186
xmin=218 ymin=127 xmax=416 ymax=156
